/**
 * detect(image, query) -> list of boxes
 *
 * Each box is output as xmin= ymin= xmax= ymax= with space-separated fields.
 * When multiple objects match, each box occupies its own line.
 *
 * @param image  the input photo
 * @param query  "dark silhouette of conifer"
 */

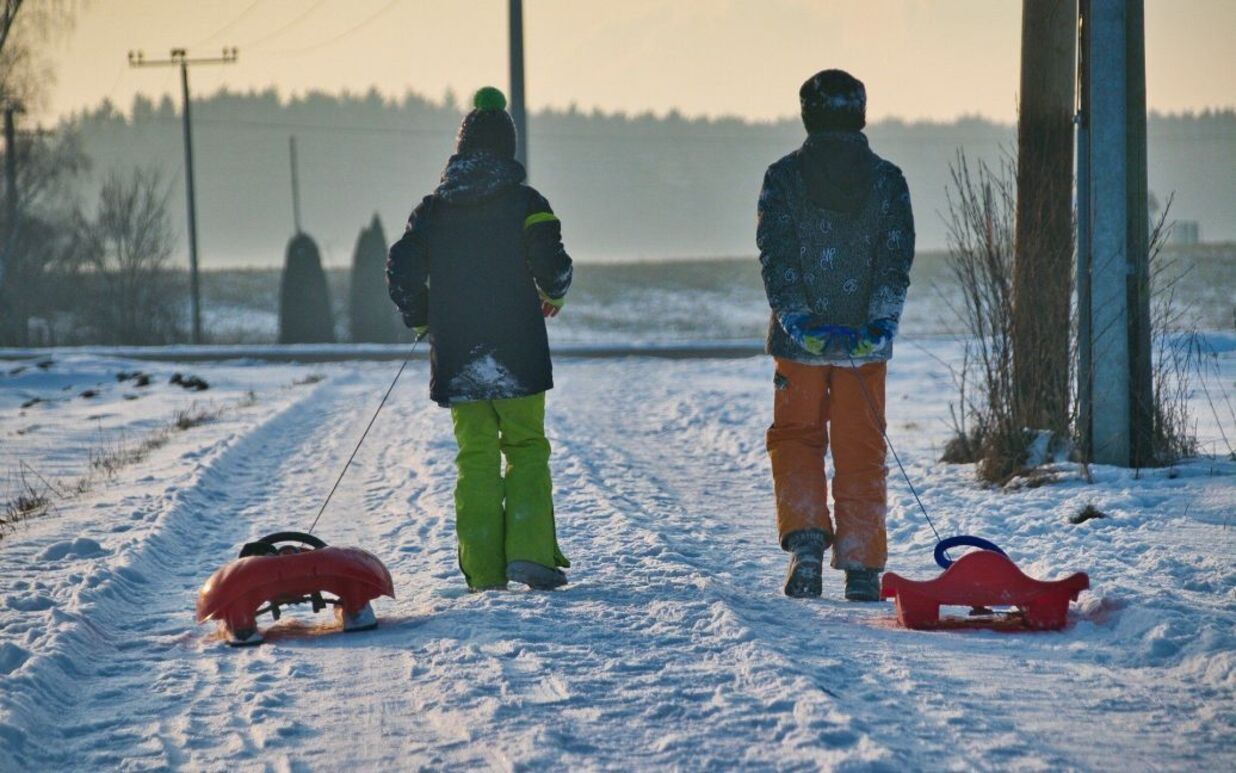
xmin=349 ymin=214 xmax=405 ymax=342
xmin=278 ymin=233 xmax=335 ymax=344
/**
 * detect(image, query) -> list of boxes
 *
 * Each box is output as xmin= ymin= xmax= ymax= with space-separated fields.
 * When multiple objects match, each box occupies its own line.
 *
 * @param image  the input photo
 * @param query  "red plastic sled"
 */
xmin=881 ymin=549 xmax=1089 ymax=631
xmin=196 ymin=532 xmax=395 ymax=646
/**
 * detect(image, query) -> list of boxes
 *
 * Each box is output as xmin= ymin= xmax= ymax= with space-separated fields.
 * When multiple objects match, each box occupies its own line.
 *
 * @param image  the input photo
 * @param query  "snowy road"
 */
xmin=1 ymin=346 xmax=1233 ymax=770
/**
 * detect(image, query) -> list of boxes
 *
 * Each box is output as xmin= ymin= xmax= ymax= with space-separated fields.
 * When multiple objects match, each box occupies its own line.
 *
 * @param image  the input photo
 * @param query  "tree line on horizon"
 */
xmin=56 ymin=88 xmax=1234 ymax=269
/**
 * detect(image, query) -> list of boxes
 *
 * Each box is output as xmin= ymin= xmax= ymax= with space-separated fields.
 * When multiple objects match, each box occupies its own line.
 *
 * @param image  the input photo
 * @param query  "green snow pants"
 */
xmin=450 ymin=392 xmax=569 ymax=589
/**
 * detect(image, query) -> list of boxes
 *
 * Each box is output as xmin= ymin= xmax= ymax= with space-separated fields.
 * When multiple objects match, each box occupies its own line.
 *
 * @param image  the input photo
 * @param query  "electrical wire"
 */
xmin=255 ymin=0 xmax=403 ymax=57
xmin=238 ymin=0 xmax=331 ymax=50
xmin=190 ymin=0 xmax=263 ymax=50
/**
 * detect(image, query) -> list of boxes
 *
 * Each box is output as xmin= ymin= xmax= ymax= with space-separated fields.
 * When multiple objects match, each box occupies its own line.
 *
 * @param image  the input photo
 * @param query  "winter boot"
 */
xmin=844 ymin=569 xmax=882 ymax=602
xmin=507 ymin=560 xmax=568 ymax=590
xmin=783 ymin=529 xmax=827 ymax=598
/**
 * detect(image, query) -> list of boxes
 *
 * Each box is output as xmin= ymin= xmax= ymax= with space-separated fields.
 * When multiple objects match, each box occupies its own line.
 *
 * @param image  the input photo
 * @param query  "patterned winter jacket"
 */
xmin=757 ymin=130 xmax=915 ymax=364
xmin=387 ymin=151 xmax=572 ymax=407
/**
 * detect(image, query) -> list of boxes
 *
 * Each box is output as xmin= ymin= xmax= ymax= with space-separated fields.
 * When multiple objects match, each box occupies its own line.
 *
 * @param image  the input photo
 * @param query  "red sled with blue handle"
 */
xmin=881 ymin=536 xmax=1090 ymax=631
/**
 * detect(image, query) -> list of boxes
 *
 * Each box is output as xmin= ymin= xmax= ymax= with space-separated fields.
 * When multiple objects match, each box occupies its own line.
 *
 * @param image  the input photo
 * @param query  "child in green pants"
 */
xmin=386 ymin=87 xmax=573 ymax=591
xmin=452 ymin=394 xmax=569 ymax=589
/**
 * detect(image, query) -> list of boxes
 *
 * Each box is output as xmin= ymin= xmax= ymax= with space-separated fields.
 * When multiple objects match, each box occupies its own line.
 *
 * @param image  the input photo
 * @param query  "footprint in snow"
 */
xmin=5 ymin=595 xmax=55 ymax=612
xmin=36 ymin=537 xmax=107 ymax=562
xmin=0 ymin=642 xmax=31 ymax=675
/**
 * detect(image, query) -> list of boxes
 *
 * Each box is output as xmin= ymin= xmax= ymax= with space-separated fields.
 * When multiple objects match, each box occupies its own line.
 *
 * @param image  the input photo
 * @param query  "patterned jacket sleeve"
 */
xmin=866 ymin=168 xmax=915 ymax=325
xmin=523 ymin=188 xmax=573 ymax=300
xmin=756 ymin=165 xmax=809 ymax=317
xmin=386 ymin=196 xmax=433 ymax=328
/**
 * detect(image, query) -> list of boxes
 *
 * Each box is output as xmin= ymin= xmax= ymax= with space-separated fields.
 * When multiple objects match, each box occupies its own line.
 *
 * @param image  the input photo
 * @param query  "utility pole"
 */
xmin=289 ymin=135 xmax=302 ymax=234
xmin=1012 ymin=0 xmax=1076 ymax=440
xmin=129 ymin=47 xmax=238 ymax=345
xmin=508 ymin=0 xmax=528 ymax=173
xmin=1076 ymin=0 xmax=1153 ymax=466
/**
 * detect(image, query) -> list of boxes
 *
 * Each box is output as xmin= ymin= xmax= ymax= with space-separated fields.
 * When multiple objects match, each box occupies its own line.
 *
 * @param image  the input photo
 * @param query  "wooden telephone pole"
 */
xmin=1012 ymin=0 xmax=1077 ymax=439
xmin=129 ymin=47 xmax=238 ymax=345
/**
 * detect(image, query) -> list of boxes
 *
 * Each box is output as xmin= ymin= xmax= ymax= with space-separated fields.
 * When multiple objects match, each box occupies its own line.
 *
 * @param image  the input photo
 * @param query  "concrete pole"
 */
xmin=509 ymin=0 xmax=528 ymax=173
xmin=1124 ymin=1 xmax=1154 ymax=466
xmin=1075 ymin=0 xmax=1092 ymax=460
xmin=1080 ymin=0 xmax=1152 ymax=466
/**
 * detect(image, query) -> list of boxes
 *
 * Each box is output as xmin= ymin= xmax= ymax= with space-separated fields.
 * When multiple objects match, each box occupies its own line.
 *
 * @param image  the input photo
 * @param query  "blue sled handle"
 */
xmin=934 ymin=535 xmax=1008 ymax=569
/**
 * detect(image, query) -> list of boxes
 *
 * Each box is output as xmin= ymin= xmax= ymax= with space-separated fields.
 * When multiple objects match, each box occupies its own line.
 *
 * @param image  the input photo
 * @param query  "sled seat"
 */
xmin=881 ymin=550 xmax=1089 ymax=631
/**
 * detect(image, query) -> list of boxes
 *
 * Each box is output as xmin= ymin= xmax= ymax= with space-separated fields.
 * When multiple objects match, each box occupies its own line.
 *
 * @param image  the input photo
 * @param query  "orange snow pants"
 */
xmin=766 ymin=358 xmax=888 ymax=571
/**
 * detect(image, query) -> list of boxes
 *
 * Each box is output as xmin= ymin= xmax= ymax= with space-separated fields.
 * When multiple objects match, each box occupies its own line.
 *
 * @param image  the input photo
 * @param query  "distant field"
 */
xmin=200 ymin=245 xmax=1235 ymax=345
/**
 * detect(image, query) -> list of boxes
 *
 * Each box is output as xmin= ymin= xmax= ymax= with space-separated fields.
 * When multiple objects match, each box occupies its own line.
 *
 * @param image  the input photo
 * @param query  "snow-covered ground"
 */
xmin=1 ymin=337 xmax=1233 ymax=770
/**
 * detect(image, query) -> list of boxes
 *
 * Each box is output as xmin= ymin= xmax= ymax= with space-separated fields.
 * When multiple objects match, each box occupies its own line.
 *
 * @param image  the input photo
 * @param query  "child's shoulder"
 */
xmin=407 ymin=194 xmax=437 ymax=229
xmin=871 ymin=155 xmax=907 ymax=186
xmin=519 ymin=184 xmax=554 ymax=214
xmin=766 ymin=150 xmax=801 ymax=176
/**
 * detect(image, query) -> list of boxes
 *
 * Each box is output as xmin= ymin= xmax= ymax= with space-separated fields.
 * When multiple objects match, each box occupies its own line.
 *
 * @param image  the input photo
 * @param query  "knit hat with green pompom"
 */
xmin=456 ymin=86 xmax=517 ymax=159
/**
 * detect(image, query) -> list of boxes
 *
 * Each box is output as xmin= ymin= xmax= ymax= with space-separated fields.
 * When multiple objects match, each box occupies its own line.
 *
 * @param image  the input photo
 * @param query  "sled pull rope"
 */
xmin=846 ymin=356 xmax=943 ymax=545
xmin=306 ymin=338 xmax=423 ymax=534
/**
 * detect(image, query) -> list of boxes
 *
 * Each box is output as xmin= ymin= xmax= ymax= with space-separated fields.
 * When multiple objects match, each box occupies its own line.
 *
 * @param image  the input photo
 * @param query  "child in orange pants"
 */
xmin=756 ymin=69 xmax=915 ymax=599
xmin=767 ymin=360 xmax=888 ymax=594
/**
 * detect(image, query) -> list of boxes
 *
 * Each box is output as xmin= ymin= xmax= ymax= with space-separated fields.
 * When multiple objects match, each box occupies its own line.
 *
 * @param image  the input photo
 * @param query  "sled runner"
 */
xmin=881 ymin=537 xmax=1089 ymax=631
xmin=196 ymin=532 xmax=395 ymax=646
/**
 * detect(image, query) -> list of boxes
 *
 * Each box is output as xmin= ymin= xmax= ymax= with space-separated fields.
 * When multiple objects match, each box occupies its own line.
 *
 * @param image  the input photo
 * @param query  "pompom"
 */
xmin=473 ymin=86 xmax=507 ymax=112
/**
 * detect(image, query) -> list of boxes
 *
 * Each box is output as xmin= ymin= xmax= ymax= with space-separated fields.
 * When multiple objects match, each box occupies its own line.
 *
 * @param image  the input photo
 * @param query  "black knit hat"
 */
xmin=799 ymin=69 xmax=867 ymax=133
xmin=456 ymin=86 xmax=517 ymax=159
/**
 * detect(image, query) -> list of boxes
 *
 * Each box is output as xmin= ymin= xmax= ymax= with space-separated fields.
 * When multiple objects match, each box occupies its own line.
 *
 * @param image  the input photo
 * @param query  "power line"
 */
xmin=255 ymin=0 xmax=404 ymax=57
xmin=190 ymin=0 xmax=264 ymax=49
xmin=239 ymin=0 xmax=331 ymax=49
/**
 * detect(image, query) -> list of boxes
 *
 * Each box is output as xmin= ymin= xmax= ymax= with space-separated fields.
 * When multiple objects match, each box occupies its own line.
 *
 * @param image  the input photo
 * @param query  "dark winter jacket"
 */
xmin=757 ymin=130 xmax=915 ymax=364
xmin=387 ymin=152 xmax=573 ymax=407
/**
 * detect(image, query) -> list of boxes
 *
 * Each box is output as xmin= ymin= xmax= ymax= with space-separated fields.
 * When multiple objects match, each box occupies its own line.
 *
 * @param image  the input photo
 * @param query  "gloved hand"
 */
xmin=809 ymin=323 xmax=859 ymax=355
xmin=851 ymin=318 xmax=897 ymax=357
xmin=780 ymin=313 xmax=858 ymax=356
xmin=539 ymin=290 xmax=565 ymax=318
xmin=412 ymin=325 xmax=429 ymax=342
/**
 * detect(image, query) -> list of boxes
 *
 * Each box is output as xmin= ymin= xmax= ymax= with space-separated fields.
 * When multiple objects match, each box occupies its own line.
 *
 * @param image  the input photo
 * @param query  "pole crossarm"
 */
xmin=128 ymin=48 xmax=239 ymax=68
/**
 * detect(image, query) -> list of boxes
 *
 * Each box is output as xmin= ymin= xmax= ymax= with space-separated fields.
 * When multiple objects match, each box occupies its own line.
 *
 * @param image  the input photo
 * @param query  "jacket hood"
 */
xmin=435 ymin=152 xmax=526 ymax=204
xmin=798 ymin=130 xmax=879 ymax=213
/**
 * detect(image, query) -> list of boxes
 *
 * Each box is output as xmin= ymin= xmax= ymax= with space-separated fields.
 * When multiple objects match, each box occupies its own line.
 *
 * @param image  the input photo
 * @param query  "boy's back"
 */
xmin=388 ymin=147 xmax=570 ymax=407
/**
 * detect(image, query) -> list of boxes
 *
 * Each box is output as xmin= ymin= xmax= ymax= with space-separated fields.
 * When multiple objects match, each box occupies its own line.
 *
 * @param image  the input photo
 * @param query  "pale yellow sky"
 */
xmin=36 ymin=0 xmax=1236 ymax=125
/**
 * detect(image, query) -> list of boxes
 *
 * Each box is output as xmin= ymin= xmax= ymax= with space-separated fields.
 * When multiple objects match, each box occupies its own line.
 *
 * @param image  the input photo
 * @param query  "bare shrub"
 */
xmin=75 ymin=167 xmax=184 ymax=344
xmin=0 ymin=463 xmax=57 ymax=542
xmin=0 ymin=130 xmax=89 ymax=345
xmin=173 ymin=403 xmax=219 ymax=431
xmin=1143 ymin=202 xmax=1203 ymax=465
xmin=942 ymin=150 xmax=1216 ymax=479
xmin=940 ymin=153 xmax=1028 ymax=482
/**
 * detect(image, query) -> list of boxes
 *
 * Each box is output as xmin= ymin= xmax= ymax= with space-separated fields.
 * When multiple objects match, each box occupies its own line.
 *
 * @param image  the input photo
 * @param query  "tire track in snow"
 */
xmin=0 ymin=372 xmax=387 ymax=769
xmin=5 ymin=357 xmax=1229 ymax=768
xmin=574 ymin=359 xmax=1227 ymax=769
xmin=586 ymin=365 xmax=1097 ymax=769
